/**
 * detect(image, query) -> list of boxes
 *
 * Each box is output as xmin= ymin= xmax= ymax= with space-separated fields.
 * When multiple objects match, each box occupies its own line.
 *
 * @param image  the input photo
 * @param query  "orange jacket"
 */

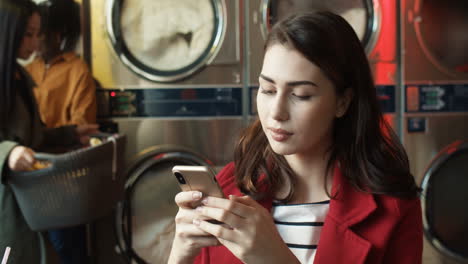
xmin=195 ymin=162 xmax=423 ymax=264
xmin=26 ymin=52 xmax=96 ymax=128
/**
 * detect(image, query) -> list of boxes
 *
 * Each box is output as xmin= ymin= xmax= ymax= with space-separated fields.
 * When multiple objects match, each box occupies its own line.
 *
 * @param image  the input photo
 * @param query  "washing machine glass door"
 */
xmin=107 ymin=0 xmax=226 ymax=82
xmin=422 ymin=141 xmax=468 ymax=261
xmin=415 ymin=0 xmax=468 ymax=77
xmin=115 ymin=147 xmax=215 ymax=263
xmin=261 ymin=0 xmax=378 ymax=53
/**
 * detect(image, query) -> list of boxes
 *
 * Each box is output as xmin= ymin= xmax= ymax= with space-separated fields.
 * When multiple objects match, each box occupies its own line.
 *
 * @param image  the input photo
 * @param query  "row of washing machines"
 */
xmin=78 ymin=0 xmax=468 ymax=263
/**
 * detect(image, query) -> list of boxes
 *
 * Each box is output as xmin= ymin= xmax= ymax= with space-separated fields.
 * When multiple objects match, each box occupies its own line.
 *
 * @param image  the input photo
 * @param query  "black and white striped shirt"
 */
xmin=272 ymin=200 xmax=330 ymax=263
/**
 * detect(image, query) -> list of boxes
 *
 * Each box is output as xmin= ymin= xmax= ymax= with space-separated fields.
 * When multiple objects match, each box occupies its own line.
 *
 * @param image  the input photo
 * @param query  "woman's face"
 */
xmin=257 ymin=44 xmax=350 ymax=157
xmin=18 ymin=12 xmax=41 ymax=60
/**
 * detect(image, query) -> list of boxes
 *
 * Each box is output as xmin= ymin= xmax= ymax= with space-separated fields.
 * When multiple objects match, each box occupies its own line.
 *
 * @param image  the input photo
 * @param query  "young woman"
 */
xmin=0 ymin=0 xmax=97 ymax=262
xmin=25 ymin=1 xmax=96 ymax=263
xmin=26 ymin=0 xmax=96 ymax=128
xmin=168 ymin=12 xmax=422 ymax=264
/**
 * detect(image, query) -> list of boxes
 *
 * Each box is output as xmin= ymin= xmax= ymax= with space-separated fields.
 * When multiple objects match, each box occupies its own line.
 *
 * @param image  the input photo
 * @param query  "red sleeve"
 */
xmin=383 ymin=199 xmax=423 ymax=264
xmin=215 ymin=162 xmax=243 ymax=197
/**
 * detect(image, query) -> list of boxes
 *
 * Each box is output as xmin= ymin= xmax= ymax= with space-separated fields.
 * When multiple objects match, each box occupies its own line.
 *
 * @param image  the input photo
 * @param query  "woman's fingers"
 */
xmin=194 ymin=219 xmax=237 ymax=243
xmin=195 ymin=206 xmax=242 ymax=229
xmin=201 ymin=196 xmax=253 ymax=218
xmin=176 ymin=220 xmax=216 ymax=238
xmin=175 ymin=191 xmax=203 ymax=209
xmin=8 ymin=146 xmax=36 ymax=171
xmin=193 ymin=196 xmax=263 ymax=233
xmin=22 ymin=148 xmax=35 ymax=164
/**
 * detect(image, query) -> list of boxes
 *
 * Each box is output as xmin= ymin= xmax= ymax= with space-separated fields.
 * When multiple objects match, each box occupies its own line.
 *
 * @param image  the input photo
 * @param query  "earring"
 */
xmin=336 ymin=109 xmax=345 ymax=118
xmin=60 ymin=38 xmax=67 ymax=51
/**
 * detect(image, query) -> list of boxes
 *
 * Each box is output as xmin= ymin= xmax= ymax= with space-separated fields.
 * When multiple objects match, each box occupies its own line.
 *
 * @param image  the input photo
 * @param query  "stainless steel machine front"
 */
xmin=89 ymin=1 xmax=245 ymax=262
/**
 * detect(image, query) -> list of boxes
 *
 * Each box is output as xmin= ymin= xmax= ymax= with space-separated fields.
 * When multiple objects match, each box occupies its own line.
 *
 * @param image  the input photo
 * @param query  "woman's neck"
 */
xmin=280 ymin=140 xmax=334 ymax=204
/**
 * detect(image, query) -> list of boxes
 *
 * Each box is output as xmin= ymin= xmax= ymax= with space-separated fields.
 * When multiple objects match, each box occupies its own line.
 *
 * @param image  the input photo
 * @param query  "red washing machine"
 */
xmin=403 ymin=0 xmax=468 ymax=263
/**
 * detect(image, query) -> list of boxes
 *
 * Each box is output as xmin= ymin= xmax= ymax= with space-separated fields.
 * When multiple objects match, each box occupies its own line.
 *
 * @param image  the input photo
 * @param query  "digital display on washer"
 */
xmin=108 ymin=0 xmax=225 ymax=82
xmin=263 ymin=0 xmax=374 ymax=49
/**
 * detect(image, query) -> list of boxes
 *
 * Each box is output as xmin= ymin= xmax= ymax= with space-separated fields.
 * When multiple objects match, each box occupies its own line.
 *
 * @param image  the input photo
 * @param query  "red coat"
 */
xmin=194 ymin=163 xmax=423 ymax=264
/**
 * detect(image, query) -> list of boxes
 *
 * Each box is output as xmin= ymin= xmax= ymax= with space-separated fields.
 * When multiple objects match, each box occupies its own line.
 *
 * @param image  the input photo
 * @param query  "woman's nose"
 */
xmin=271 ymin=96 xmax=289 ymax=121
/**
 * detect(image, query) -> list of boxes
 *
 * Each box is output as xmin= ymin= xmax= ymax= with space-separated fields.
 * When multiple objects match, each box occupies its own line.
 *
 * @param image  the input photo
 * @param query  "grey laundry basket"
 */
xmin=8 ymin=134 xmax=126 ymax=231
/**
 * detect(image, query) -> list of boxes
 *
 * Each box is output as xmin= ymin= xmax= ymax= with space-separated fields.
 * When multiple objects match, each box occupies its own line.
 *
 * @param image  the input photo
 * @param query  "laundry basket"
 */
xmin=8 ymin=134 xmax=126 ymax=231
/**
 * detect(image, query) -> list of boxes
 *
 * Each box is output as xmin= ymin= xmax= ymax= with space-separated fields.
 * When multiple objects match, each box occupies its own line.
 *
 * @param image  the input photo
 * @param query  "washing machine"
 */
xmin=403 ymin=0 xmax=468 ymax=263
xmin=246 ymin=0 xmax=398 ymax=128
xmin=87 ymin=0 xmax=245 ymax=262
xmin=90 ymin=0 xmax=244 ymax=165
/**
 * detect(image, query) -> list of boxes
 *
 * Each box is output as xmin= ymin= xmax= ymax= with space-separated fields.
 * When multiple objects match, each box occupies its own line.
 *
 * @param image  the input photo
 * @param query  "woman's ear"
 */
xmin=336 ymin=88 xmax=353 ymax=118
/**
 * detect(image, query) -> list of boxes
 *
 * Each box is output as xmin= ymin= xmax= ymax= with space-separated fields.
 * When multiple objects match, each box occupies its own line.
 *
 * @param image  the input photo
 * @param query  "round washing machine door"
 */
xmin=260 ymin=0 xmax=380 ymax=54
xmin=414 ymin=0 xmax=468 ymax=77
xmin=421 ymin=141 xmax=468 ymax=261
xmin=115 ymin=146 xmax=215 ymax=263
xmin=106 ymin=0 xmax=226 ymax=83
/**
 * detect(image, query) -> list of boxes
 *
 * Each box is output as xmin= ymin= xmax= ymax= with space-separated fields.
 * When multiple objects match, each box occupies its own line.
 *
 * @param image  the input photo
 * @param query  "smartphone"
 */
xmin=173 ymin=165 xmax=227 ymax=225
xmin=172 ymin=165 xmax=224 ymax=199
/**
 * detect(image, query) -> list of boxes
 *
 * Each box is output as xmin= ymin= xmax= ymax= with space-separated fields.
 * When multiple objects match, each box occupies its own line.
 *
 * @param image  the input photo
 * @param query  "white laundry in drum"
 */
xmin=130 ymin=164 xmax=179 ymax=263
xmin=121 ymin=0 xmax=215 ymax=71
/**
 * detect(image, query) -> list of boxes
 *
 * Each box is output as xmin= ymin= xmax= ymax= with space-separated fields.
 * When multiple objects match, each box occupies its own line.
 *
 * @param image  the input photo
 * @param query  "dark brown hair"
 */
xmin=234 ymin=11 xmax=419 ymax=201
xmin=0 ymin=0 xmax=38 ymax=133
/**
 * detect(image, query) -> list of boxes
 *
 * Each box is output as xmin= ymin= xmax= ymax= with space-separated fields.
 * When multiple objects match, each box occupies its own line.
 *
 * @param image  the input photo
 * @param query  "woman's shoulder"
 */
xmin=374 ymin=192 xmax=421 ymax=219
xmin=62 ymin=52 xmax=91 ymax=72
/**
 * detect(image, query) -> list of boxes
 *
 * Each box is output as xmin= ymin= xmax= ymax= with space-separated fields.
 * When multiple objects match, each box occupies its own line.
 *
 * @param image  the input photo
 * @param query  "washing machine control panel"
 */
xmin=97 ymin=88 xmax=242 ymax=118
xmin=406 ymin=84 xmax=468 ymax=112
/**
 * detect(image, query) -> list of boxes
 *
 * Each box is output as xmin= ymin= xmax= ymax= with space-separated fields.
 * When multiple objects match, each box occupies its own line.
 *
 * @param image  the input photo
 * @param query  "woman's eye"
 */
xmin=260 ymin=88 xmax=275 ymax=95
xmin=292 ymin=93 xmax=312 ymax=100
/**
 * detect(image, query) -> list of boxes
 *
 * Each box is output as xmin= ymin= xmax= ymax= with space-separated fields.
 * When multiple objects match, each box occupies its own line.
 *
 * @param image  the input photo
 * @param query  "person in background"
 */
xmin=0 ymin=0 xmax=98 ymax=263
xmin=26 ymin=0 xmax=96 ymax=128
xmin=168 ymin=12 xmax=422 ymax=264
xmin=25 ymin=0 xmax=96 ymax=263
xmin=16 ymin=0 xmax=40 ymax=62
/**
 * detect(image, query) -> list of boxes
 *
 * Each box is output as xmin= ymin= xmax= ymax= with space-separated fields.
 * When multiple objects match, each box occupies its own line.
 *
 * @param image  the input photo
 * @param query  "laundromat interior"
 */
xmin=21 ymin=0 xmax=468 ymax=263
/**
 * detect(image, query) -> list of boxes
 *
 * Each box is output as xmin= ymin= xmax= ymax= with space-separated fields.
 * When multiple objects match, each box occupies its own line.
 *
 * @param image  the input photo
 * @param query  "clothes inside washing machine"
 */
xmin=106 ymin=0 xmax=227 ymax=82
xmin=422 ymin=141 xmax=468 ymax=261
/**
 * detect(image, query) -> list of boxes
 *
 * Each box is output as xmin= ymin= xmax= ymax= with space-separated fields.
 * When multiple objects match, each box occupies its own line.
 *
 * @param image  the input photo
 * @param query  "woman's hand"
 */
xmin=168 ymin=191 xmax=220 ymax=264
xmin=193 ymin=195 xmax=300 ymax=264
xmin=75 ymin=124 xmax=99 ymax=145
xmin=8 ymin=146 xmax=36 ymax=171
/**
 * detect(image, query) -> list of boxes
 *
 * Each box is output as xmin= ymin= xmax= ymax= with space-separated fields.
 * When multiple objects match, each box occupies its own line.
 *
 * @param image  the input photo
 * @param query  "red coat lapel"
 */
xmin=207 ymin=163 xmax=378 ymax=264
xmin=314 ymin=166 xmax=377 ymax=264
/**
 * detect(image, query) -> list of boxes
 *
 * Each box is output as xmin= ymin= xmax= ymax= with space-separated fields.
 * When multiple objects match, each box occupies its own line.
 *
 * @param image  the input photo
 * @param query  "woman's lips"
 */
xmin=268 ymin=128 xmax=293 ymax=142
